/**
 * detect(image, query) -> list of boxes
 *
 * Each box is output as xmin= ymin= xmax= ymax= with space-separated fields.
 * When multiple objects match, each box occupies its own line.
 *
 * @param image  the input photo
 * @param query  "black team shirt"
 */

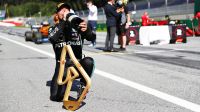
xmin=48 ymin=20 xmax=95 ymax=61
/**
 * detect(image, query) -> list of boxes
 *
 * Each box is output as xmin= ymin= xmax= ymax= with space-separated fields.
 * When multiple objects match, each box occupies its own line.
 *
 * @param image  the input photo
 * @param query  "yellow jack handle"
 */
xmin=57 ymin=45 xmax=91 ymax=111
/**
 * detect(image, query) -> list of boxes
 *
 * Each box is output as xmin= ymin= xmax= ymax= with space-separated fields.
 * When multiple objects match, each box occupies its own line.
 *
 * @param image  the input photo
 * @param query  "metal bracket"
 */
xmin=57 ymin=45 xmax=91 ymax=111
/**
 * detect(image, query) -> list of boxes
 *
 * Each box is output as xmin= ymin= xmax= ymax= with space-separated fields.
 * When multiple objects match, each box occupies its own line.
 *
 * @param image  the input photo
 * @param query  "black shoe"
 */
xmin=110 ymin=49 xmax=119 ymax=52
xmin=119 ymin=48 xmax=126 ymax=51
xmin=103 ymin=48 xmax=110 ymax=52
xmin=103 ymin=49 xmax=110 ymax=52
xmin=50 ymin=95 xmax=63 ymax=102
xmin=77 ymin=82 xmax=87 ymax=99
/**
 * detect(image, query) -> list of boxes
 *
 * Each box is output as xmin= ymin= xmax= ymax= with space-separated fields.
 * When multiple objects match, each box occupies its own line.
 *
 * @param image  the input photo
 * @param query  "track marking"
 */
xmin=1 ymin=35 xmax=200 ymax=112
xmin=134 ymin=49 xmax=187 ymax=54
xmin=0 ymin=35 xmax=54 ymax=57
xmin=134 ymin=49 xmax=185 ymax=54
xmin=84 ymin=51 xmax=131 ymax=56
xmin=134 ymin=50 xmax=167 ymax=54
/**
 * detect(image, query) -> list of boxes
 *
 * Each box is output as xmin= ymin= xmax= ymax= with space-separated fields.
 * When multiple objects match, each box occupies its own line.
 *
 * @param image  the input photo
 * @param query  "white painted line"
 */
xmin=1 ymin=35 xmax=200 ymax=112
xmin=173 ymin=48 xmax=185 ymax=51
xmin=0 ymin=35 xmax=54 ymax=58
xmin=135 ymin=50 xmax=166 ymax=54
xmin=135 ymin=49 xmax=185 ymax=54
xmin=95 ymin=70 xmax=200 ymax=112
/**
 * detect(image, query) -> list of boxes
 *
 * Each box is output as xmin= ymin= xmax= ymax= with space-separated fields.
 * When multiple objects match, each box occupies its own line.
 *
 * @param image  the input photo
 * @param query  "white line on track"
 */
xmin=135 ymin=50 xmax=167 ymax=54
xmin=1 ymin=35 xmax=200 ymax=112
xmin=134 ymin=49 xmax=185 ymax=54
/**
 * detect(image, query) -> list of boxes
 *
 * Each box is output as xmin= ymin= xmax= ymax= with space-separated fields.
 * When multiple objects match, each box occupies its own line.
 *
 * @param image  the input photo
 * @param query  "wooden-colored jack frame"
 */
xmin=57 ymin=45 xmax=91 ymax=111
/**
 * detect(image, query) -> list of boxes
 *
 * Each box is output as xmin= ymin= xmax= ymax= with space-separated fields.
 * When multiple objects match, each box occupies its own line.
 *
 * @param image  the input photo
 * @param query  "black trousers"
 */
xmin=105 ymin=26 xmax=116 ymax=51
xmin=50 ymin=57 xmax=95 ymax=101
xmin=88 ymin=20 xmax=97 ymax=44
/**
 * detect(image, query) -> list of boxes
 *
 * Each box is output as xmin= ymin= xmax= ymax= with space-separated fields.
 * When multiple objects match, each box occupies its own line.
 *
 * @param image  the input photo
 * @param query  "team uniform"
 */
xmin=195 ymin=12 xmax=200 ymax=19
xmin=141 ymin=14 xmax=149 ymax=26
xmin=48 ymin=19 xmax=95 ymax=101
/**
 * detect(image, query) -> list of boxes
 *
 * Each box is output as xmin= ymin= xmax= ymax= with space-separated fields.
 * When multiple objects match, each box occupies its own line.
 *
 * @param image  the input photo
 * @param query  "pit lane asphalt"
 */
xmin=0 ymin=28 xmax=200 ymax=112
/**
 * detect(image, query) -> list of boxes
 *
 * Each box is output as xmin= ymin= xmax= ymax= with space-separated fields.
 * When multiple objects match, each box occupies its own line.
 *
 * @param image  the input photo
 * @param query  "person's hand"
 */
xmin=116 ymin=8 xmax=124 ymax=13
xmin=63 ymin=9 xmax=70 ymax=21
xmin=79 ymin=21 xmax=87 ymax=32
xmin=120 ymin=7 xmax=124 ymax=13
xmin=63 ymin=11 xmax=68 ymax=21
xmin=125 ymin=22 xmax=130 ymax=29
xmin=116 ymin=8 xmax=121 ymax=13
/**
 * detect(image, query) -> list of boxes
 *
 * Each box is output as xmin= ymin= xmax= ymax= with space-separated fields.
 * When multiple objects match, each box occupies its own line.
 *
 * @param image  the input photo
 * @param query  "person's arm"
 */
xmin=125 ymin=13 xmax=131 ymax=29
xmin=124 ymin=6 xmax=131 ymax=28
xmin=48 ymin=20 xmax=65 ymax=44
xmin=79 ymin=21 xmax=96 ymax=41
xmin=109 ymin=5 xmax=121 ymax=18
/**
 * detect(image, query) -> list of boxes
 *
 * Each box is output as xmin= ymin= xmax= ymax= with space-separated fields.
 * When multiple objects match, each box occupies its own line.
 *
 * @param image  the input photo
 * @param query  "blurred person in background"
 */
xmin=194 ymin=12 xmax=200 ymax=35
xmin=116 ymin=0 xmax=131 ymax=51
xmin=141 ymin=11 xmax=157 ymax=26
xmin=104 ymin=0 xmax=121 ymax=52
xmin=194 ymin=12 xmax=200 ymax=19
xmin=141 ymin=12 xmax=149 ymax=26
xmin=86 ymin=0 xmax=98 ymax=47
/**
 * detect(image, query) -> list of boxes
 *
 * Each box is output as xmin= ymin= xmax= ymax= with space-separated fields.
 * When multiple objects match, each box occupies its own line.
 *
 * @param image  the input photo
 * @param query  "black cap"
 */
xmin=56 ymin=3 xmax=71 ymax=13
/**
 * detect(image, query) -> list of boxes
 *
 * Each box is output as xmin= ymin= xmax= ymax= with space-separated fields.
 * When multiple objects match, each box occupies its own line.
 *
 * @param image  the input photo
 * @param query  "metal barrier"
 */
xmin=75 ymin=2 xmax=194 ymax=23
xmin=133 ymin=3 xmax=194 ymax=19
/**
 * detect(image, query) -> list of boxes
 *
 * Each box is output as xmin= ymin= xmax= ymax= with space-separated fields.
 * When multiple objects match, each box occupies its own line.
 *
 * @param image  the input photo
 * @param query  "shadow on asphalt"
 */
xmin=95 ymin=47 xmax=106 ymax=51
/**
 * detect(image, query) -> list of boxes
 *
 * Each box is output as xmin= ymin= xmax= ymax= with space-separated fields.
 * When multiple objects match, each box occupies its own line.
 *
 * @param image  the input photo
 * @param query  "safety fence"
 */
xmin=76 ymin=2 xmax=196 ymax=32
xmin=75 ymin=3 xmax=194 ymax=23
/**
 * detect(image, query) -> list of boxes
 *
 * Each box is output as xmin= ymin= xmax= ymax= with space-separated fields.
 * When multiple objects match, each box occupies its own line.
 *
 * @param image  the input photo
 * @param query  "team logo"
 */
xmin=173 ymin=26 xmax=185 ymax=37
xmin=130 ymin=30 xmax=135 ymax=37
xmin=176 ymin=29 xmax=182 ymax=36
